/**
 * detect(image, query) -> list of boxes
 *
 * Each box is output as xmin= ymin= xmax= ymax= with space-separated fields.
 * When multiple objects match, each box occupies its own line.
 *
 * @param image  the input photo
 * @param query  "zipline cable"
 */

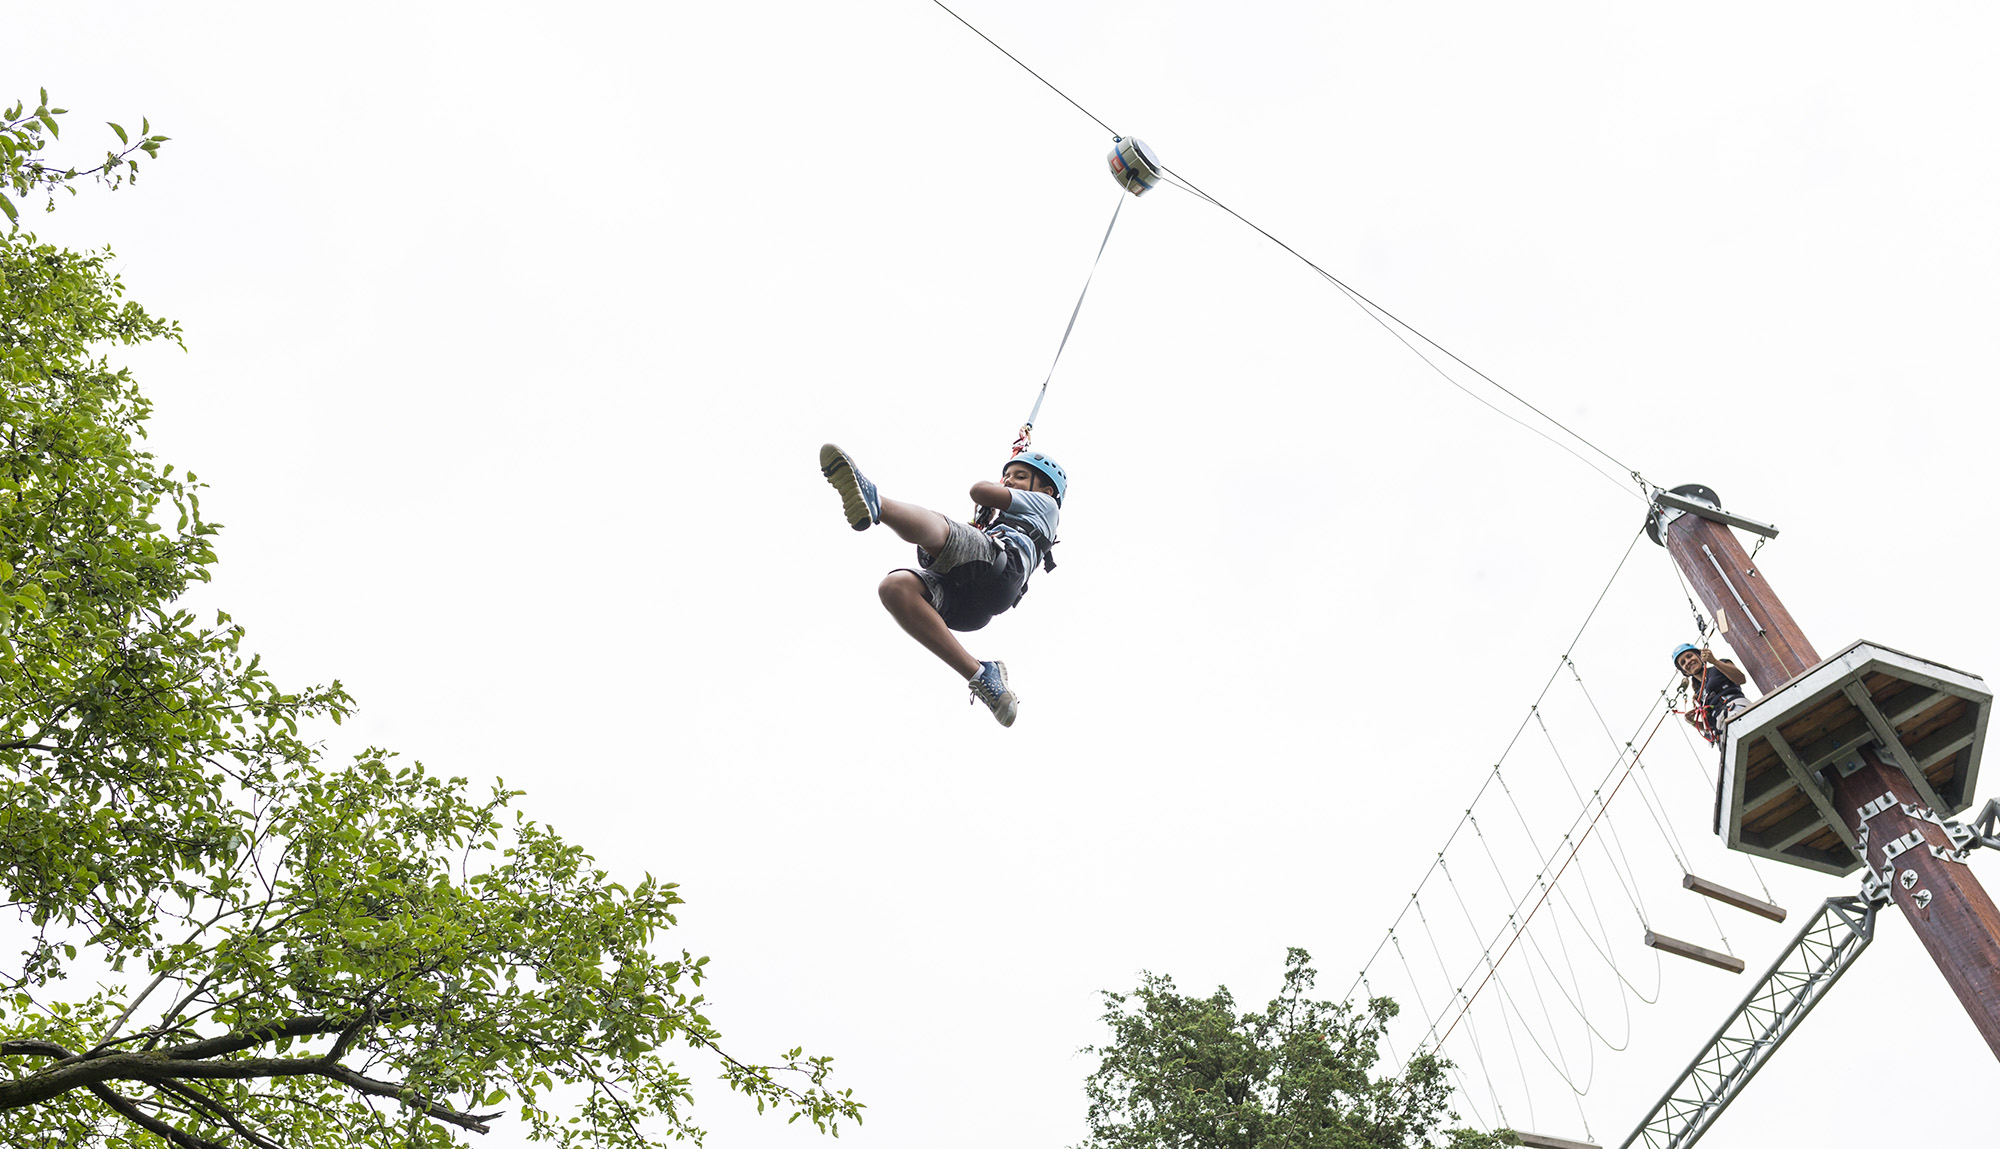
xmin=927 ymin=0 xmax=1118 ymax=135
xmin=924 ymin=0 xmax=1657 ymax=501
xmin=1155 ymin=166 xmax=1651 ymax=501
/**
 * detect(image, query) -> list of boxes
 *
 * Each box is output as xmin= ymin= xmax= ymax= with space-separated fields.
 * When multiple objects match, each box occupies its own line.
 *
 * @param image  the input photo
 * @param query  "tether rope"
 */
xmin=1015 ymin=190 xmax=1125 ymax=452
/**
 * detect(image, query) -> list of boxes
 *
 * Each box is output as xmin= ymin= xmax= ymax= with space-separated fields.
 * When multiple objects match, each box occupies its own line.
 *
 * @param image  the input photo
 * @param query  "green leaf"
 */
xmin=108 ymin=122 xmax=127 ymax=144
xmin=0 ymin=192 xmax=13 ymax=222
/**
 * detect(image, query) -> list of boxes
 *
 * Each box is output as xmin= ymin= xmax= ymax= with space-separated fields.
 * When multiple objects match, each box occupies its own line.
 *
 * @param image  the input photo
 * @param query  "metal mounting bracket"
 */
xmin=1647 ymin=487 xmax=1780 ymax=544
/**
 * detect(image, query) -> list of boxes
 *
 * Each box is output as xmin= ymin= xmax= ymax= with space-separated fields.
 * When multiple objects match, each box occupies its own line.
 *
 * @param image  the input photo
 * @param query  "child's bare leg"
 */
xmin=877 ymin=497 xmax=952 ymax=553
xmin=879 ymin=572 xmax=982 ymax=679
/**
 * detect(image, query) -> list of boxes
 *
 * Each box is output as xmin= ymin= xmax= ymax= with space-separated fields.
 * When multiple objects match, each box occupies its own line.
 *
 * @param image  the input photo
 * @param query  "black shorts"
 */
xmin=895 ymin=537 xmax=1028 ymax=633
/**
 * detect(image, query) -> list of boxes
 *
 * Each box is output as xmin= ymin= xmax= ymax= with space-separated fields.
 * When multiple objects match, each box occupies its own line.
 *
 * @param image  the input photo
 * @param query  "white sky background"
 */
xmin=7 ymin=1 xmax=1999 ymax=1145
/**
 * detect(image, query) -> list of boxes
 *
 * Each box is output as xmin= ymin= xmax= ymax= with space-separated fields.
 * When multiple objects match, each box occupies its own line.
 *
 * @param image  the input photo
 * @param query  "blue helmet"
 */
xmin=1671 ymin=643 xmax=1701 ymax=670
xmin=1004 ymin=450 xmax=1068 ymax=504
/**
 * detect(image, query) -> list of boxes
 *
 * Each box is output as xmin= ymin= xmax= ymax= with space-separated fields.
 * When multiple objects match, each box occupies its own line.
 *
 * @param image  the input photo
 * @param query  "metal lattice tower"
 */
xmin=1619 ymin=895 xmax=1878 ymax=1149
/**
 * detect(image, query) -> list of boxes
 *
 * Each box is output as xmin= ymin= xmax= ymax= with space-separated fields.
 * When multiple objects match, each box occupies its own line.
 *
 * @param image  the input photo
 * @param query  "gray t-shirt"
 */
xmin=991 ymin=490 xmax=1060 ymax=570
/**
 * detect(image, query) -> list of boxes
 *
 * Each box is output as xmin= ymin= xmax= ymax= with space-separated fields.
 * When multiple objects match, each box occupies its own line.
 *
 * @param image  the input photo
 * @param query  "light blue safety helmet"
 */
xmin=1004 ymin=450 xmax=1067 ymax=504
xmin=1671 ymin=643 xmax=1701 ymax=670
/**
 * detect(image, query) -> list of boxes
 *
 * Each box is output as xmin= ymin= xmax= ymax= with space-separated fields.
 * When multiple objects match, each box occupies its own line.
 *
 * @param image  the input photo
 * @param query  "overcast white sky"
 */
xmin=8 ymin=2 xmax=2000 ymax=1146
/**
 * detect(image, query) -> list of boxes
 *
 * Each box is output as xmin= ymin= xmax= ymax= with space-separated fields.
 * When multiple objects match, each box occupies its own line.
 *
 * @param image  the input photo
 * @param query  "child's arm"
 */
xmin=969 ymin=481 xmax=1014 ymax=510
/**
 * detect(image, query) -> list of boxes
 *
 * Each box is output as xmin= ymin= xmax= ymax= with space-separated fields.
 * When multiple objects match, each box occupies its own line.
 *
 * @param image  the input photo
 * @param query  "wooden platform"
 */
xmin=1719 ymin=640 xmax=1990 ymax=875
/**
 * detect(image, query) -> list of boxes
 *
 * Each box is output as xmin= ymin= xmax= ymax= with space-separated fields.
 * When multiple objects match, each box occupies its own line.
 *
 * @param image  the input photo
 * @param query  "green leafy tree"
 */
xmin=0 ymin=97 xmax=860 ymax=1147
xmin=1077 ymin=949 xmax=1512 ymax=1149
xmin=0 ymin=87 xmax=166 ymax=222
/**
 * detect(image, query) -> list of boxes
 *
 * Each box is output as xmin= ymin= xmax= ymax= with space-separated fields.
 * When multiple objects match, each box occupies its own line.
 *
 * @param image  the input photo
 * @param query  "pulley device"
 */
xmin=1106 ymin=135 xmax=1163 ymax=197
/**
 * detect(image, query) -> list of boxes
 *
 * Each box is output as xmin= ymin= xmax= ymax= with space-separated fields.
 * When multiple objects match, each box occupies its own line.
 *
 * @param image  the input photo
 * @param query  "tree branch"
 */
xmin=94 ymin=967 xmax=173 ymax=1053
xmin=321 ymin=1002 xmax=373 ymax=1067
xmin=86 ymin=1082 xmax=228 ymax=1149
xmin=154 ymin=1079 xmax=285 ymax=1149
xmin=314 ymin=1061 xmax=504 ymax=1132
xmin=0 ymin=1039 xmax=76 ymax=1060
xmin=0 ymin=1047 xmax=502 ymax=1133
xmin=155 ymin=1015 xmax=341 ymax=1062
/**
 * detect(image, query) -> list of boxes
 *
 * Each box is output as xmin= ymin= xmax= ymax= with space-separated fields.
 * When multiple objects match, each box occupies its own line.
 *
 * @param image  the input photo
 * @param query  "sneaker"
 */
xmin=819 ymin=443 xmax=880 ymax=531
xmin=967 ymin=661 xmax=1018 ymax=727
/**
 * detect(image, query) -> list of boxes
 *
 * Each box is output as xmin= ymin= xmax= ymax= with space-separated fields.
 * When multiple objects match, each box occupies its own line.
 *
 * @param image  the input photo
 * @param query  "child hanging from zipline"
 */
xmin=819 ymin=443 xmax=1065 ymax=727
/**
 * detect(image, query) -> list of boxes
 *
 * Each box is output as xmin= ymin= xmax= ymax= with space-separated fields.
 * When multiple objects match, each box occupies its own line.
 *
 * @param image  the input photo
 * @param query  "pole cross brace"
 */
xmin=1618 ymin=895 xmax=1876 ymax=1149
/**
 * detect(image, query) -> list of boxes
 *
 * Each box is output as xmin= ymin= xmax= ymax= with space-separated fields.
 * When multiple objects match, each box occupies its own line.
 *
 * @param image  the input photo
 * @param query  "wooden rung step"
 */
xmin=1644 ymin=930 xmax=1746 ymax=973
xmin=1514 ymin=1132 xmax=1601 ymax=1149
xmin=1682 ymin=873 xmax=1787 ymax=922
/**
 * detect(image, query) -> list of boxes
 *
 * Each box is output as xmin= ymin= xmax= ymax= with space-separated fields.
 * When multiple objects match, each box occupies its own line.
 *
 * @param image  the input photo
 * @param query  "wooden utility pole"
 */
xmin=1662 ymin=501 xmax=2000 ymax=1056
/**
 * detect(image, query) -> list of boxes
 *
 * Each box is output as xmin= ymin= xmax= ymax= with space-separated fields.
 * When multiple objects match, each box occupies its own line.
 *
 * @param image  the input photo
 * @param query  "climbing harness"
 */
xmin=1673 ymin=680 xmax=1721 ymax=747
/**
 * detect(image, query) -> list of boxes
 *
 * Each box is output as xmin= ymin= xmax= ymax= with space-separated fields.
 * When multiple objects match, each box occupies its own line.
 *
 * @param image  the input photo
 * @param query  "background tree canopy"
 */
xmin=0 ymin=95 xmax=859 ymax=1148
xmin=1077 ymin=949 xmax=1513 ymax=1149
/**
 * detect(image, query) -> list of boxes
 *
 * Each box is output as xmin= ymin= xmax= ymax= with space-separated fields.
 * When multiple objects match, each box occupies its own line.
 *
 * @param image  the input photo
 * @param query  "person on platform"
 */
xmin=1674 ymin=642 xmax=1749 ymax=745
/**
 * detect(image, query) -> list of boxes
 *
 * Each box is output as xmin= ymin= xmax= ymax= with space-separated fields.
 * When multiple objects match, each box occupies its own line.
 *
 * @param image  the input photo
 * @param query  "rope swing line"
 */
xmin=1477 ymin=774 xmax=1644 ymax=1087
xmin=1572 ymin=670 xmax=1698 ymax=881
xmin=1478 ymin=794 xmax=1647 ymax=1051
xmin=1438 ymin=856 xmax=1588 ymax=1104
xmin=1449 ymin=813 xmax=1631 ymax=1079
xmin=924 ymin=0 xmax=1662 ymax=504
xmin=1390 ymin=932 xmax=1490 ymax=1131
xmin=1612 ymin=728 xmax=1739 ymax=958
xmin=1473 ymin=809 xmax=1653 ymax=1026
xmin=1014 ymin=191 xmax=1126 ymax=455
xmin=1424 ymin=705 xmax=1676 ymax=1056
xmin=1415 ymin=902 xmax=1510 ymax=1128
xmin=1408 ymin=684 xmax=1683 ymax=1066
xmin=1666 ymin=703 xmax=1779 ymax=904
xmin=1504 ymin=812 xmax=1662 ymax=1014
xmin=1532 ymin=705 xmax=1654 ymax=931
xmin=1571 ymin=665 xmax=1740 ymax=956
